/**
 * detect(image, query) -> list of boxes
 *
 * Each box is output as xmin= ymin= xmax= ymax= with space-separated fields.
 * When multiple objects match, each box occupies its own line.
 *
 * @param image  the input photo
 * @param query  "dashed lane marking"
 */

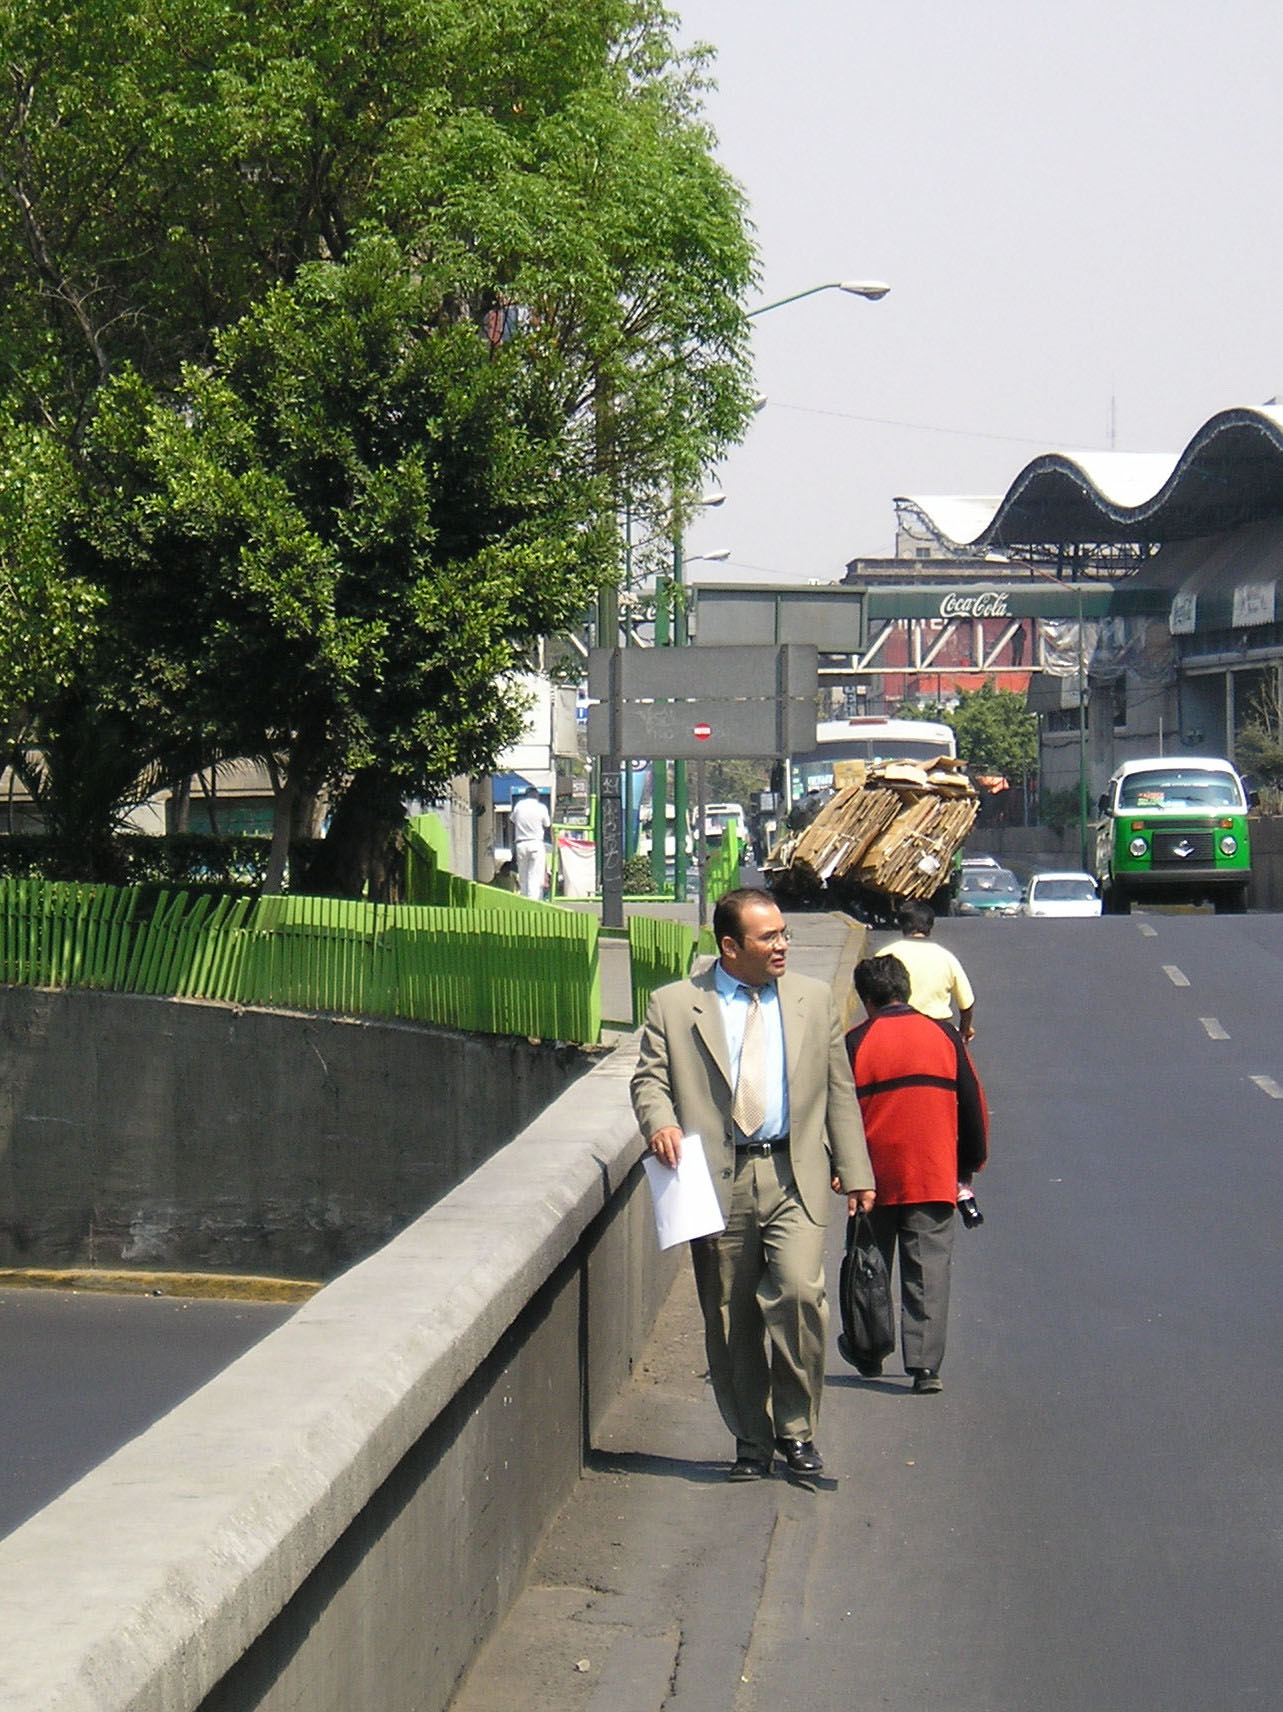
xmin=1163 ymin=965 xmax=1190 ymax=988
xmin=1251 ymin=1076 xmax=1283 ymax=1100
xmin=1138 ymin=924 xmax=1158 ymax=937
xmin=1200 ymin=1018 xmax=1229 ymax=1040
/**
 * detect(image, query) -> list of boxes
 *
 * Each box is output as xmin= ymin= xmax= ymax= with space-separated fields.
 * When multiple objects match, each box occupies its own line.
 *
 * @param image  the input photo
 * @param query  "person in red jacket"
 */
xmin=845 ymin=953 xmax=989 ymax=1393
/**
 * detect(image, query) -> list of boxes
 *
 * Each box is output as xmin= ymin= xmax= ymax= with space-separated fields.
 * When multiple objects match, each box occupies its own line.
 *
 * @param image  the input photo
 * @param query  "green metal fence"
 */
xmin=0 ymin=876 xmax=601 ymax=1044
xmin=702 ymin=826 xmax=742 ymax=916
xmin=241 ymin=894 xmax=601 ymax=1040
xmin=627 ymin=914 xmax=696 ymax=1027
xmin=404 ymin=815 xmax=551 ymax=914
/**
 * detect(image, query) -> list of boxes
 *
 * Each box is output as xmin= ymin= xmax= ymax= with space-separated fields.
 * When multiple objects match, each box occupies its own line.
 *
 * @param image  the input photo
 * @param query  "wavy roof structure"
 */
xmin=897 ymin=405 xmax=1283 ymax=551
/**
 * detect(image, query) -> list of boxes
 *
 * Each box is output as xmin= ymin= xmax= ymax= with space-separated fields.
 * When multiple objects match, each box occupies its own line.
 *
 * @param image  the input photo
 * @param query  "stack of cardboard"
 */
xmin=773 ymin=755 xmax=979 ymax=900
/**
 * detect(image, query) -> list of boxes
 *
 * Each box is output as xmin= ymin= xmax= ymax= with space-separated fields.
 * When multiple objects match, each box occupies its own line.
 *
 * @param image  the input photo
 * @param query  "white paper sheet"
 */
xmin=642 ymin=1132 xmax=726 ymax=1250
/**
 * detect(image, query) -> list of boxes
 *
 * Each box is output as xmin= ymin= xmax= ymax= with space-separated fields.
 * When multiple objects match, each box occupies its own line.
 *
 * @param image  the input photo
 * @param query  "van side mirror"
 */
xmin=1249 ymin=789 xmax=1260 ymax=809
xmin=1097 ymin=793 xmax=1109 ymax=813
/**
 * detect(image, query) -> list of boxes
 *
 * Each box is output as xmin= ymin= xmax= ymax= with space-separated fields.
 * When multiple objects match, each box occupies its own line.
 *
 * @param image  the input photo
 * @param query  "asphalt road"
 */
xmin=745 ymin=909 xmax=1283 ymax=1711
xmin=453 ymin=908 xmax=1283 ymax=1712
xmin=0 ymin=1289 xmax=296 ymax=1539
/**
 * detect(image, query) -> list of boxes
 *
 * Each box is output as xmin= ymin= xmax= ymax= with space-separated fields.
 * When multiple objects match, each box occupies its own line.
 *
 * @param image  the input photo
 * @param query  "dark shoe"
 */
xmin=910 ymin=1368 xmax=943 ymax=1394
xmin=774 ymin=1436 xmax=824 ymax=1474
xmin=728 ymin=1455 xmax=772 ymax=1482
xmin=856 ymin=1357 xmax=884 ymax=1379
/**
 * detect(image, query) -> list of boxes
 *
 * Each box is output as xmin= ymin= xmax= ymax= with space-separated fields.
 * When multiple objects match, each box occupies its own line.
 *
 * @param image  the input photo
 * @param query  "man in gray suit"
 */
xmin=632 ymin=888 xmax=875 ymax=1480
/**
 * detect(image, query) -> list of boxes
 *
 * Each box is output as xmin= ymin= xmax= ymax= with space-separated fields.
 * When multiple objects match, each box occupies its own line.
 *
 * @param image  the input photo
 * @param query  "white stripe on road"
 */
xmin=1163 ymin=965 xmax=1190 ymax=987
xmin=1251 ymin=1075 xmax=1283 ymax=1100
xmin=1200 ymin=1018 xmax=1229 ymax=1040
xmin=1138 ymin=924 xmax=1158 ymax=937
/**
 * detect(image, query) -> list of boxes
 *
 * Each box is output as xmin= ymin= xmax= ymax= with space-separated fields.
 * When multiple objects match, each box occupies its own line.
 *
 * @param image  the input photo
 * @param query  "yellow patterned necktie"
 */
xmin=732 ymin=987 xmax=767 ymax=1137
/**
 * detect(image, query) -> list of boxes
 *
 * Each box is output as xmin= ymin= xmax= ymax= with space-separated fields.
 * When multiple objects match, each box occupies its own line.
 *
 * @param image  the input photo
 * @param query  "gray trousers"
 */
xmin=690 ymin=1149 xmax=828 ymax=1457
xmin=868 ymin=1201 xmax=956 ymax=1373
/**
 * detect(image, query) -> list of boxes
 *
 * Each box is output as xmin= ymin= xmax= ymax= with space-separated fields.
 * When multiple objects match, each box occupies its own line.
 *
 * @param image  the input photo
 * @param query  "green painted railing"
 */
xmin=404 ymin=815 xmax=551 ymax=914
xmin=627 ymin=914 xmax=696 ymax=1027
xmin=0 ymin=876 xmax=601 ymax=1044
xmin=703 ymin=826 xmax=742 ymax=915
xmin=242 ymin=894 xmax=600 ymax=1041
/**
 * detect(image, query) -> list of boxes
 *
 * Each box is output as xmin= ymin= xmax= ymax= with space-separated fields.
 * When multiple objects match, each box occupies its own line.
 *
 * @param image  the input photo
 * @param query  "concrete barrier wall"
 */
xmin=1248 ymin=815 xmax=1283 ymax=911
xmin=0 ymin=1034 xmax=675 ymax=1712
xmin=0 ymin=987 xmax=592 ymax=1279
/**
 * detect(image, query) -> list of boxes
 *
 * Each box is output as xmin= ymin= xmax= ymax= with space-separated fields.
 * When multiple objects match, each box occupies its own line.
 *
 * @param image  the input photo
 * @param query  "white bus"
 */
xmin=784 ymin=715 xmax=957 ymax=810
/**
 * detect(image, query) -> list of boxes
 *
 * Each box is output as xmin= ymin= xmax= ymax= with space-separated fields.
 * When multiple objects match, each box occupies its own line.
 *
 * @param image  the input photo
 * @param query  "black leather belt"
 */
xmin=737 ymin=1135 xmax=789 ymax=1157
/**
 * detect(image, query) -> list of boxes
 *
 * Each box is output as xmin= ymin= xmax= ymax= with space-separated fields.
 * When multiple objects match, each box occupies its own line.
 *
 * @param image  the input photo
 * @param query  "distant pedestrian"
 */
xmin=845 ymin=954 xmax=988 ymax=1394
xmin=509 ymin=786 xmax=551 ymax=900
xmin=632 ymin=888 xmax=875 ymax=1480
xmin=880 ymin=900 xmax=976 ymax=1042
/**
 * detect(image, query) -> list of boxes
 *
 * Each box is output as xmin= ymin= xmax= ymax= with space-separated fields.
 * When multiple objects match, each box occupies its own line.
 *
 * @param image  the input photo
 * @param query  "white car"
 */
xmin=1022 ymin=871 xmax=1102 ymax=919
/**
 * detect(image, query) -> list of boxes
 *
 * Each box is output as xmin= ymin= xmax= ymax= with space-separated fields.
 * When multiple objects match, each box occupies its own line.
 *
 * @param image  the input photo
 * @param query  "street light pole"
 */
xmin=668 ymin=538 xmax=729 ymax=902
xmin=748 ymin=279 xmax=890 ymax=317
xmin=650 ymin=278 xmax=887 ymax=899
xmin=1076 ymin=581 xmax=1090 ymax=872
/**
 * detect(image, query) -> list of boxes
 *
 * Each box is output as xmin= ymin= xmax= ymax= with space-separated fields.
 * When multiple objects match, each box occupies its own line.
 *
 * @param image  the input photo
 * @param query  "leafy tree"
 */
xmin=0 ymin=0 xmax=756 ymax=886
xmin=946 ymin=681 xmax=1038 ymax=785
xmin=704 ymin=758 xmax=769 ymax=805
xmin=1236 ymin=677 xmax=1283 ymax=811
xmin=898 ymin=683 xmax=1037 ymax=785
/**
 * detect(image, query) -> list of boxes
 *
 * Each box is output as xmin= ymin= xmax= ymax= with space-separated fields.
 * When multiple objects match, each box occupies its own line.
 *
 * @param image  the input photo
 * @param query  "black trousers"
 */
xmin=867 ymin=1201 xmax=955 ymax=1372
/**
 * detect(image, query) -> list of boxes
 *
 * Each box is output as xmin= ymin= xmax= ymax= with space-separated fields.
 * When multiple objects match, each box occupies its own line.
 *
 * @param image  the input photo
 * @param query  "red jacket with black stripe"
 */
xmin=844 ymin=1004 xmax=989 ymax=1205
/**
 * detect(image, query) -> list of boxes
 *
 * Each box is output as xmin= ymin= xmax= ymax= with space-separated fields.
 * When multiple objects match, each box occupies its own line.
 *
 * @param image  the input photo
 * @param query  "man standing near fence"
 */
xmin=509 ymin=786 xmax=551 ymax=901
xmin=631 ymin=887 xmax=875 ymax=1481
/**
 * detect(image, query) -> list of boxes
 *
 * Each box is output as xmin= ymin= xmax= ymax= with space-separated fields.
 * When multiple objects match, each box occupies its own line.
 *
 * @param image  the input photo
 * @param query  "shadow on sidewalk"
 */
xmin=586 ymin=1447 xmax=727 ymax=1485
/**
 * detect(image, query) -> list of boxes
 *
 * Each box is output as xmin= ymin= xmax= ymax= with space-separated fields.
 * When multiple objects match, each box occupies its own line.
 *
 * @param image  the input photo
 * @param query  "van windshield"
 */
xmin=1117 ymin=768 xmax=1244 ymax=810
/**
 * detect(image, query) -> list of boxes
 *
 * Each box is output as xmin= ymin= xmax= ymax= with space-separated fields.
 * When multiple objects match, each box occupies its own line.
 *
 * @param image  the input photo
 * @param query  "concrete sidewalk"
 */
xmin=450 ymin=911 xmax=866 ymax=1712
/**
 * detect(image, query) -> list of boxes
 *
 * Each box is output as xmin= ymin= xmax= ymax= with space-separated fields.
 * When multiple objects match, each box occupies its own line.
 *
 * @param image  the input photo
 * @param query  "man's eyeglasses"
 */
xmin=755 ymin=929 xmax=791 ymax=947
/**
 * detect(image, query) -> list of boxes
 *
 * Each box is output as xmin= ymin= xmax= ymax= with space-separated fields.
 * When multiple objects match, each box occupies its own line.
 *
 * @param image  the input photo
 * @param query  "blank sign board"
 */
xmin=693 ymin=587 xmax=866 ymax=649
xmin=586 ymin=643 xmax=818 ymax=759
xmin=587 ymin=643 xmax=817 ymax=701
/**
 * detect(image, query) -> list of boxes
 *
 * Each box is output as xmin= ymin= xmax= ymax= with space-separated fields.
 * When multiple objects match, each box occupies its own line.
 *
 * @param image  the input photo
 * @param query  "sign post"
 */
xmin=586 ymin=643 xmax=818 ymax=918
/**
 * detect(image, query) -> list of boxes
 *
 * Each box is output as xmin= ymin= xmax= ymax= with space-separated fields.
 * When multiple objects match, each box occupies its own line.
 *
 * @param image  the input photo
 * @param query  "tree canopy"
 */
xmin=900 ymin=683 xmax=1038 ymax=786
xmin=0 ymin=0 xmax=756 ymax=884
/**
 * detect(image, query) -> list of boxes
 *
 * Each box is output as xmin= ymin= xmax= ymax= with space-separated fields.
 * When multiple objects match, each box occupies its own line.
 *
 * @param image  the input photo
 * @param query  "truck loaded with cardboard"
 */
xmin=763 ymin=754 xmax=979 ymax=923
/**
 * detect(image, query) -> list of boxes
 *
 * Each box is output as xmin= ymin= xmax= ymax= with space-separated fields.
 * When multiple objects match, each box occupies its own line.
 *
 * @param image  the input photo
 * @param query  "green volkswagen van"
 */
xmin=1095 ymin=757 xmax=1256 ymax=914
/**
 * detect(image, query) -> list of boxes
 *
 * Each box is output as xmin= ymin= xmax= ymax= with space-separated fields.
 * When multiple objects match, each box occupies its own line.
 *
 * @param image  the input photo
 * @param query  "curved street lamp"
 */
xmin=748 ymin=279 xmax=891 ymax=317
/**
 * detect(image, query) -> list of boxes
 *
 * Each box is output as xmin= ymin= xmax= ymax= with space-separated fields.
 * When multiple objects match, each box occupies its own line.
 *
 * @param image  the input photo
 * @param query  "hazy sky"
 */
xmin=674 ymin=0 xmax=1283 ymax=581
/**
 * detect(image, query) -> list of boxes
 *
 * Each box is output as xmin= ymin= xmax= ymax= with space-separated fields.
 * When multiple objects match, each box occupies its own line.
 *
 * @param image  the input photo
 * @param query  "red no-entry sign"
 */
xmin=693 ymin=722 xmax=712 ymax=741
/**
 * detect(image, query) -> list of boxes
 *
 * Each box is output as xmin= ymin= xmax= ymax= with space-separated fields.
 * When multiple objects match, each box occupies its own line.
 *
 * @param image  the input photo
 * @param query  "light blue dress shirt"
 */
xmin=713 ymin=961 xmax=790 ymax=1141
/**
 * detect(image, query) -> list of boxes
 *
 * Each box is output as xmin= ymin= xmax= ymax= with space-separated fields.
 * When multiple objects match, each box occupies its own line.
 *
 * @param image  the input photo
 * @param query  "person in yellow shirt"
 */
xmin=879 ymin=901 xmax=976 ymax=1042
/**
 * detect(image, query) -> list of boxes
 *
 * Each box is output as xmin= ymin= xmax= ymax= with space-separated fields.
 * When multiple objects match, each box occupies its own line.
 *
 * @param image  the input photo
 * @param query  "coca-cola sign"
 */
xmin=939 ymin=591 xmax=1011 ymax=619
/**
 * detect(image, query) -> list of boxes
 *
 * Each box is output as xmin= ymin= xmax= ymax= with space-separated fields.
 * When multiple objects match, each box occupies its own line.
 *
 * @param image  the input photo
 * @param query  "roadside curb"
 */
xmin=0 ymin=1269 xmax=320 ymax=1303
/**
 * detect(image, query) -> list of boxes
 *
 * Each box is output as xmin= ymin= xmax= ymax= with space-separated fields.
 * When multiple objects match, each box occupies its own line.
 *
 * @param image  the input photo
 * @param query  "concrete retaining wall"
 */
xmin=0 ymin=1034 xmax=673 ymax=1712
xmin=0 ymin=987 xmax=591 ymax=1279
xmin=1248 ymin=815 xmax=1283 ymax=911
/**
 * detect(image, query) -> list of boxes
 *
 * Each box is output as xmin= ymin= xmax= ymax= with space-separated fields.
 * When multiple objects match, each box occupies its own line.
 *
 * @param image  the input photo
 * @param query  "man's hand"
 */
xmin=833 ymin=1176 xmax=876 ymax=1216
xmin=647 ymin=1126 xmax=683 ymax=1169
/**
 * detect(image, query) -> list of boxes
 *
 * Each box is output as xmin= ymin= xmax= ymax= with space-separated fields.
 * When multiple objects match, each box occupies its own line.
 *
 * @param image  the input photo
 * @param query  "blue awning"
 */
xmin=491 ymin=771 xmax=540 ymax=805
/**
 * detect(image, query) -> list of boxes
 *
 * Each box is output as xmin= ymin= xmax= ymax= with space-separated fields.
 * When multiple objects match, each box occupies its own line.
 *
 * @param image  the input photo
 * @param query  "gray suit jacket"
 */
xmin=631 ymin=965 xmax=873 ymax=1224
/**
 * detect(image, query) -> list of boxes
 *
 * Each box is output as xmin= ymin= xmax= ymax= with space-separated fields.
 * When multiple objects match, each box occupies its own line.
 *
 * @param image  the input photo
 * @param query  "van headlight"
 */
xmin=1219 ymin=834 xmax=1238 ymax=856
xmin=1128 ymin=836 xmax=1149 ymax=857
